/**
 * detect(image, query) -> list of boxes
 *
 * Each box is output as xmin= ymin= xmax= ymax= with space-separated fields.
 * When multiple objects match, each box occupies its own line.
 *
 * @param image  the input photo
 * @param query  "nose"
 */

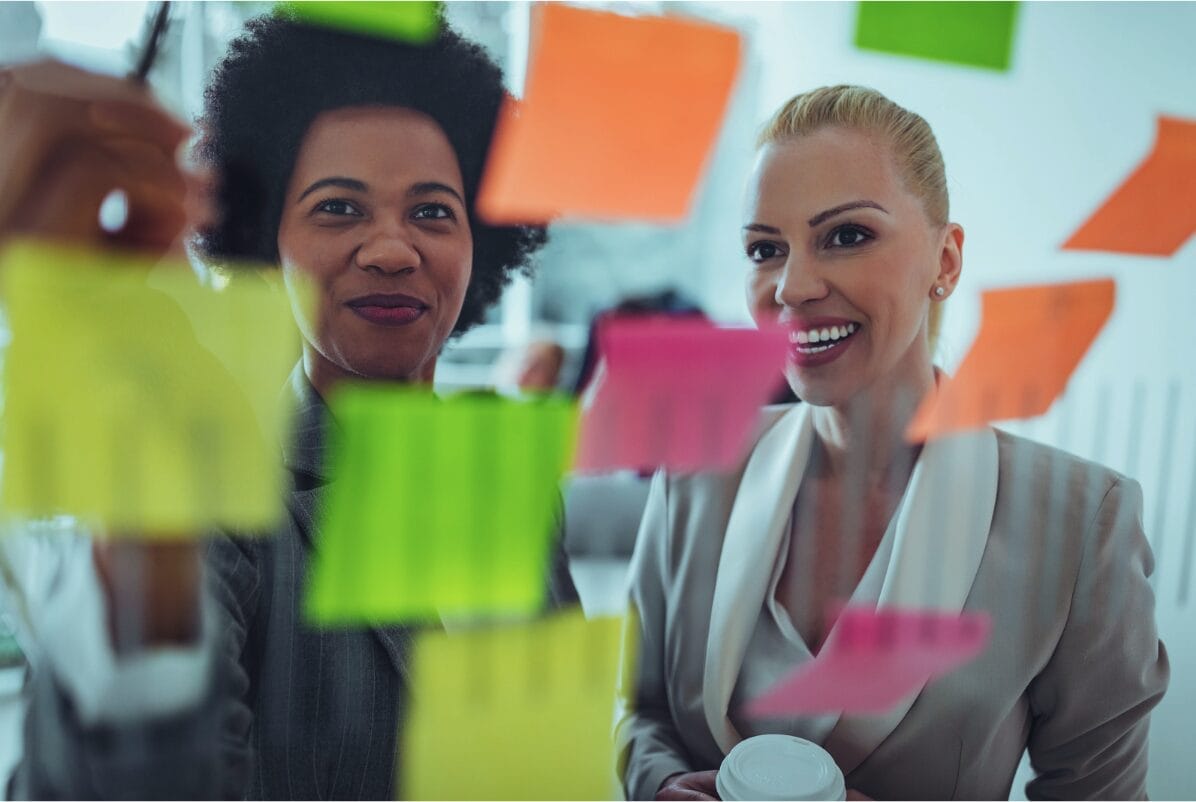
xmin=354 ymin=220 xmax=420 ymax=275
xmin=775 ymin=255 xmax=829 ymax=310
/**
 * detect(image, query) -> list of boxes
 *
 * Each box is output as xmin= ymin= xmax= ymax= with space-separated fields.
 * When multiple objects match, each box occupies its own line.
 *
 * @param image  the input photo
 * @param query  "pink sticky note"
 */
xmin=745 ymin=608 xmax=992 ymax=716
xmin=574 ymin=317 xmax=788 ymax=473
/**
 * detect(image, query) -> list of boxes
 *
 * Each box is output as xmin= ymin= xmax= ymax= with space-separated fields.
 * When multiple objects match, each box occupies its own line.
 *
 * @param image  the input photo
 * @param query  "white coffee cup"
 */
xmin=716 ymin=734 xmax=846 ymax=801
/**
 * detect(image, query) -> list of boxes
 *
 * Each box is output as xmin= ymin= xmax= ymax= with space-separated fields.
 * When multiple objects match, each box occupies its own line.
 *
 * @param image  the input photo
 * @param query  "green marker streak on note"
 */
xmin=306 ymin=386 xmax=578 ymax=625
xmin=278 ymin=1 xmax=441 ymax=44
xmin=855 ymin=1 xmax=1019 ymax=72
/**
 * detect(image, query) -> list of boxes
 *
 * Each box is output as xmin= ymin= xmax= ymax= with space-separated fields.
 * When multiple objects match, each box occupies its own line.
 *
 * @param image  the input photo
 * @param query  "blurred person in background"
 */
xmin=617 ymin=85 xmax=1168 ymax=801
xmin=0 ymin=9 xmax=575 ymax=799
xmin=516 ymin=339 xmax=567 ymax=394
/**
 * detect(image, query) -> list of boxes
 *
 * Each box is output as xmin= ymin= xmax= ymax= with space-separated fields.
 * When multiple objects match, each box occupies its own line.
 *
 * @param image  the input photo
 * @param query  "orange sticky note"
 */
xmin=476 ymin=4 xmax=741 ymax=225
xmin=1063 ymin=116 xmax=1196 ymax=257
xmin=908 ymin=279 xmax=1114 ymax=441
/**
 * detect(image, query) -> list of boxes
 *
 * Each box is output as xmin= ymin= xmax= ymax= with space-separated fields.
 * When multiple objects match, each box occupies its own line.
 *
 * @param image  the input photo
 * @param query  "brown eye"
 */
xmin=314 ymin=199 xmax=362 ymax=217
xmin=412 ymin=203 xmax=455 ymax=221
xmin=747 ymin=241 xmax=784 ymax=263
xmin=827 ymin=225 xmax=873 ymax=248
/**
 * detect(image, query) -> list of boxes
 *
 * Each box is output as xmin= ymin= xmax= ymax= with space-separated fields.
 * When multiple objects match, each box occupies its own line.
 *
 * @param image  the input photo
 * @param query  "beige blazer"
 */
xmin=616 ymin=404 xmax=1169 ymax=800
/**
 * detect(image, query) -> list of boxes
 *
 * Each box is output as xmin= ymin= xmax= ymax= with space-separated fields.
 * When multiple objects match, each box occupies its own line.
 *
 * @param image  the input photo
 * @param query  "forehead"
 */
xmin=746 ymin=127 xmax=907 ymax=217
xmin=290 ymin=106 xmax=463 ymax=188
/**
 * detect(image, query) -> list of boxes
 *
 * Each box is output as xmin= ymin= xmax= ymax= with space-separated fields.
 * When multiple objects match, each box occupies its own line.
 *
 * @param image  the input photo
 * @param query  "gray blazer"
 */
xmin=13 ymin=370 xmax=577 ymax=799
xmin=617 ymin=405 xmax=1169 ymax=801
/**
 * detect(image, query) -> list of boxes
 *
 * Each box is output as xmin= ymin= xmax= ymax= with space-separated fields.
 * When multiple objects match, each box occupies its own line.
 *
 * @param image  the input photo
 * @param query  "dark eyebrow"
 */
xmin=807 ymin=200 xmax=888 ymax=227
xmin=743 ymin=223 xmax=782 ymax=235
xmin=297 ymin=177 xmax=368 ymax=202
xmin=409 ymin=181 xmax=466 ymax=207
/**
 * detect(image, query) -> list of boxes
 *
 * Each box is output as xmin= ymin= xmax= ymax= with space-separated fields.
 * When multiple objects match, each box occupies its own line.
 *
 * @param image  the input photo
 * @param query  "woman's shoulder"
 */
xmin=992 ymin=427 xmax=1129 ymax=481
xmin=990 ymin=427 xmax=1141 ymax=521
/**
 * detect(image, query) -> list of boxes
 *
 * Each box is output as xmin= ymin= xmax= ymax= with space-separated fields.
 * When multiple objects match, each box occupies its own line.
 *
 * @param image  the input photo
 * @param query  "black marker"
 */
xmin=129 ymin=1 xmax=172 ymax=84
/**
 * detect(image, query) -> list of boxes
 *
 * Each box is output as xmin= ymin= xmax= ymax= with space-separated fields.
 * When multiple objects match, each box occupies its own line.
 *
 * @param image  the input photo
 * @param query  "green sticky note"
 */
xmin=306 ymin=386 xmax=578 ymax=624
xmin=0 ymin=241 xmax=302 ymax=533
xmin=855 ymin=1 xmax=1019 ymax=71
xmin=279 ymin=1 xmax=440 ymax=44
xmin=401 ymin=610 xmax=625 ymax=800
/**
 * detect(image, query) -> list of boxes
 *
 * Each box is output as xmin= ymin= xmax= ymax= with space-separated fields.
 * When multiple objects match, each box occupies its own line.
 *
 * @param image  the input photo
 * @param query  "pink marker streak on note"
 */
xmin=574 ymin=316 xmax=788 ymax=473
xmin=745 ymin=608 xmax=992 ymax=716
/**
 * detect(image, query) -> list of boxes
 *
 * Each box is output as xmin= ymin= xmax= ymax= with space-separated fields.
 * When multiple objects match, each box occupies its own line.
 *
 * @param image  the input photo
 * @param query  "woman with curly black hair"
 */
xmin=197 ymin=12 xmax=547 ymax=346
xmin=2 ymin=11 xmax=572 ymax=800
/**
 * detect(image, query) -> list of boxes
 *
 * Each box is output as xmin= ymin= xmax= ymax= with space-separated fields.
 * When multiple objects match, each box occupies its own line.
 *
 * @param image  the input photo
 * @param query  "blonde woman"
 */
xmin=616 ymin=86 xmax=1168 ymax=800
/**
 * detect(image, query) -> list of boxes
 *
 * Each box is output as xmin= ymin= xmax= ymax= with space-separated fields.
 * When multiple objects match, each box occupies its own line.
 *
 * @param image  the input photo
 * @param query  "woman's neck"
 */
xmin=809 ymin=356 xmax=937 ymax=491
xmin=303 ymin=347 xmax=436 ymax=399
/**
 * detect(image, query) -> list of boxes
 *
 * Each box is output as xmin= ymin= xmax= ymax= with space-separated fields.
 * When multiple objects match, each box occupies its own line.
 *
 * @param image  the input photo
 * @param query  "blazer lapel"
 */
xmin=703 ymin=405 xmax=815 ymax=753
xmin=822 ymin=426 xmax=999 ymax=775
xmin=283 ymin=366 xmax=415 ymax=680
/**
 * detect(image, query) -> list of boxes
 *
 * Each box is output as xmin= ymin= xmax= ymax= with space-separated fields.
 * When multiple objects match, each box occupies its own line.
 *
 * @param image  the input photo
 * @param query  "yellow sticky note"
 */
xmin=0 ymin=241 xmax=302 ymax=533
xmin=401 ymin=610 xmax=625 ymax=800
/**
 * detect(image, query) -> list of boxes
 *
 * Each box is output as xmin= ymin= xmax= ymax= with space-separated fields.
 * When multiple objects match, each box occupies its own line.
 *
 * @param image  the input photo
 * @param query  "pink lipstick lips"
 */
xmin=787 ymin=317 xmax=860 ymax=368
xmin=346 ymin=293 xmax=428 ymax=326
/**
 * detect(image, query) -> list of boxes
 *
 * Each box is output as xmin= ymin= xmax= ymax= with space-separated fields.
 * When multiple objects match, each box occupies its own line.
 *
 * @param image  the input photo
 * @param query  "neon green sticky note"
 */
xmin=0 ymin=241 xmax=302 ymax=533
xmin=306 ymin=386 xmax=578 ymax=624
xmin=855 ymin=1 xmax=1019 ymax=72
xmin=279 ymin=1 xmax=440 ymax=44
xmin=401 ymin=610 xmax=625 ymax=800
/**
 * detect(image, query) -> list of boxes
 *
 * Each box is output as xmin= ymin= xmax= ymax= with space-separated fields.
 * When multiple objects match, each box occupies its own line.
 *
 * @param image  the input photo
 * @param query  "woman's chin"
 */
xmin=338 ymin=351 xmax=432 ymax=385
xmin=786 ymin=371 xmax=855 ymax=408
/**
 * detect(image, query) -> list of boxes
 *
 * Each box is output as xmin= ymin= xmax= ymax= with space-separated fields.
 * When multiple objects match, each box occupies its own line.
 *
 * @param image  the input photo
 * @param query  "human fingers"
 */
xmin=656 ymin=771 xmax=720 ymax=801
xmin=7 ymin=139 xmax=189 ymax=253
xmin=0 ymin=61 xmax=189 ymax=237
xmin=93 ymin=538 xmax=202 ymax=654
xmin=90 ymin=99 xmax=190 ymax=152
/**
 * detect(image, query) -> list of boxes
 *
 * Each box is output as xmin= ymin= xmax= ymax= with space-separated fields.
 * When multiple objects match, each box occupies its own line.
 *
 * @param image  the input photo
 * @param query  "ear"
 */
xmin=932 ymin=223 xmax=964 ymax=299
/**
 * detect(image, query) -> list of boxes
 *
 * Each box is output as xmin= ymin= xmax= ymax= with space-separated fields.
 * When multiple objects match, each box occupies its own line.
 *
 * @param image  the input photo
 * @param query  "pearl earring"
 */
xmin=934 ymin=286 xmax=946 ymax=297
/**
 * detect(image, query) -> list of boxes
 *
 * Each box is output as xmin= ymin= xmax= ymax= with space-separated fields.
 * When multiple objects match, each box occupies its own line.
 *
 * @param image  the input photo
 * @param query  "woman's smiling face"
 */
xmin=743 ymin=125 xmax=961 ymax=407
xmin=277 ymin=105 xmax=473 ymax=393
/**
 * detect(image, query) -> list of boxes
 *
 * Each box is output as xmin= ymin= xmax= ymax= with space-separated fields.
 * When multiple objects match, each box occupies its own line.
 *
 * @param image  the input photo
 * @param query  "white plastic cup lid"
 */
xmin=716 ymin=734 xmax=846 ymax=801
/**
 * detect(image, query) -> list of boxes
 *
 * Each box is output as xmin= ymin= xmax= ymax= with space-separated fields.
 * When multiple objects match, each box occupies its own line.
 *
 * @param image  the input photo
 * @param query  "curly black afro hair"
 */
xmin=194 ymin=11 xmax=547 ymax=334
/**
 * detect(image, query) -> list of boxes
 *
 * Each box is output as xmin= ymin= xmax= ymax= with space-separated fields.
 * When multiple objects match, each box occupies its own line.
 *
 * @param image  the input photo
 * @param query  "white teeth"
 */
xmin=792 ymin=322 xmax=860 ymax=353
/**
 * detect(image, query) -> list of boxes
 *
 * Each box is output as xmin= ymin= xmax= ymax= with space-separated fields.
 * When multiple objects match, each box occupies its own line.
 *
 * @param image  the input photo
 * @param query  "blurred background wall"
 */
xmin=1 ymin=2 xmax=1193 ymax=798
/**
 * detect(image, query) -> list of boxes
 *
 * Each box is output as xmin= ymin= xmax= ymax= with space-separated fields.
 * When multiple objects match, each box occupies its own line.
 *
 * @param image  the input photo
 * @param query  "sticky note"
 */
xmin=1063 ymin=116 xmax=1196 ymax=257
xmin=277 ymin=1 xmax=440 ymax=43
xmin=907 ymin=279 xmax=1114 ymax=442
xmin=575 ymin=317 xmax=788 ymax=473
xmin=476 ymin=4 xmax=742 ymax=224
xmin=0 ymin=241 xmax=301 ymax=532
xmin=306 ymin=387 xmax=578 ymax=624
xmin=401 ymin=610 xmax=624 ymax=800
xmin=855 ymin=2 xmax=1019 ymax=71
xmin=745 ymin=607 xmax=991 ymax=716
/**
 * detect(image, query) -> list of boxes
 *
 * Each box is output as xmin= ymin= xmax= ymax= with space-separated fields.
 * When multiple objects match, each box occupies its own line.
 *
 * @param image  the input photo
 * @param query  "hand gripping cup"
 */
xmin=716 ymin=734 xmax=846 ymax=801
